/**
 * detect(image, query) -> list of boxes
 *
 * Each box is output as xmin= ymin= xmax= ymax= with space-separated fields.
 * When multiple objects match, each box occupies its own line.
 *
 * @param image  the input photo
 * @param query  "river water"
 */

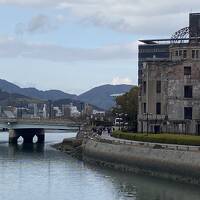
xmin=0 ymin=131 xmax=199 ymax=200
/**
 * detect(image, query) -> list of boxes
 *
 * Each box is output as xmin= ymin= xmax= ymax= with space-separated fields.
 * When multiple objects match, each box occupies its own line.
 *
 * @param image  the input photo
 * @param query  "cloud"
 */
xmin=0 ymin=37 xmax=137 ymax=62
xmin=112 ymin=77 xmax=133 ymax=85
xmin=15 ymin=14 xmax=65 ymax=35
xmin=1 ymin=0 xmax=200 ymax=35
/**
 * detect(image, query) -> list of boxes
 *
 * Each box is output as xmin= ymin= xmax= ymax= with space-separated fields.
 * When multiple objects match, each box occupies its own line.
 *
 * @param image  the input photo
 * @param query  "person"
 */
xmin=97 ymin=128 xmax=102 ymax=135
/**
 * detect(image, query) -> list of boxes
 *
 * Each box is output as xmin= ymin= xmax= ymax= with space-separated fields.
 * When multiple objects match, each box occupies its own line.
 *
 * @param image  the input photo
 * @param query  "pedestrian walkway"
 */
xmin=98 ymin=131 xmax=200 ymax=152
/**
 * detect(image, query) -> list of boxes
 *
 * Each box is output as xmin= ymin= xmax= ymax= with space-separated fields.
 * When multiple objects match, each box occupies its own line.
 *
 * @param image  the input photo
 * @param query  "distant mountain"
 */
xmin=0 ymin=79 xmax=76 ymax=101
xmin=0 ymin=79 xmax=133 ymax=110
xmin=0 ymin=89 xmax=41 ymax=106
xmin=78 ymin=84 xmax=133 ymax=110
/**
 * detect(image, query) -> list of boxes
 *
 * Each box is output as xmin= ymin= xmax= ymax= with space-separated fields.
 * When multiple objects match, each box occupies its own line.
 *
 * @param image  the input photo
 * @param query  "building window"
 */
xmin=156 ymin=81 xmax=161 ymax=93
xmin=184 ymin=86 xmax=193 ymax=98
xmin=183 ymin=50 xmax=187 ymax=58
xmin=143 ymin=81 xmax=146 ymax=94
xmin=196 ymin=50 xmax=199 ymax=58
xmin=175 ymin=50 xmax=179 ymax=56
xmin=143 ymin=103 xmax=146 ymax=114
xmin=184 ymin=107 xmax=192 ymax=120
xmin=156 ymin=103 xmax=161 ymax=115
xmin=179 ymin=50 xmax=182 ymax=57
xmin=184 ymin=66 xmax=191 ymax=75
xmin=192 ymin=50 xmax=199 ymax=59
xmin=192 ymin=50 xmax=195 ymax=59
xmin=192 ymin=50 xmax=195 ymax=58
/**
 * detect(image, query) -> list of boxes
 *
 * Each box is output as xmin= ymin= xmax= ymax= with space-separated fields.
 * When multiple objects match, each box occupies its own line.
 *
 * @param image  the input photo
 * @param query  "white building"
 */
xmin=43 ymin=104 xmax=47 ymax=119
xmin=70 ymin=105 xmax=80 ymax=118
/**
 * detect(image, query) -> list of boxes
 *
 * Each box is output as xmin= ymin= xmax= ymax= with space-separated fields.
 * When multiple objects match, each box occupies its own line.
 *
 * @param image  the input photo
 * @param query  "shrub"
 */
xmin=111 ymin=131 xmax=200 ymax=146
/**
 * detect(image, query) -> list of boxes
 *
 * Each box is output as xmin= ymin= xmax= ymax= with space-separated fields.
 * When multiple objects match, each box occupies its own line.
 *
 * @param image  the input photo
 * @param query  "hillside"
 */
xmin=78 ymin=84 xmax=133 ymax=110
xmin=0 ymin=79 xmax=134 ymax=110
xmin=0 ymin=79 xmax=76 ymax=101
xmin=0 ymin=90 xmax=42 ymax=106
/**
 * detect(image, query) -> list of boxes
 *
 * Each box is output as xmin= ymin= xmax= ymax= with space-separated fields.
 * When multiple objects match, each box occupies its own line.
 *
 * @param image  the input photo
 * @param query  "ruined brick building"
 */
xmin=138 ymin=13 xmax=200 ymax=134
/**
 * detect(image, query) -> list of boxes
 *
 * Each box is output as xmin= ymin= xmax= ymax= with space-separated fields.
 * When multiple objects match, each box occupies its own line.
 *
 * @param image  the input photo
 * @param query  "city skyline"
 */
xmin=0 ymin=1 xmax=199 ymax=94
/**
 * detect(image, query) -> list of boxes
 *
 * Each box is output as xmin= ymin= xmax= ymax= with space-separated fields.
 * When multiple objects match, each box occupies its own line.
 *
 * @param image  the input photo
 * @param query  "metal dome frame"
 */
xmin=171 ymin=27 xmax=190 ymax=44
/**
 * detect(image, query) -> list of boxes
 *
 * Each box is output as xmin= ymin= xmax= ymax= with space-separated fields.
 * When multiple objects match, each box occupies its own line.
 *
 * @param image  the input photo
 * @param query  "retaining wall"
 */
xmin=82 ymin=137 xmax=200 ymax=185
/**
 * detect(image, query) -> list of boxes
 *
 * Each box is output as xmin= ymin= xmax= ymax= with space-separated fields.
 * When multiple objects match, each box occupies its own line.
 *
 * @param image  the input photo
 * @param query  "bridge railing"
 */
xmin=0 ymin=118 xmax=83 ymax=127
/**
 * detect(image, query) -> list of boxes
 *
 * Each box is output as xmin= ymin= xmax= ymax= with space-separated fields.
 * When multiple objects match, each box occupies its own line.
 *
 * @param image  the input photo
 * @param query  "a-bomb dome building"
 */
xmin=138 ymin=13 xmax=200 ymax=134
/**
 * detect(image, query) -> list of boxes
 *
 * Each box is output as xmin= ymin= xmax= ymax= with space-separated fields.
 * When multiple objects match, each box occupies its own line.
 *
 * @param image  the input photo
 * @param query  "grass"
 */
xmin=111 ymin=131 xmax=200 ymax=146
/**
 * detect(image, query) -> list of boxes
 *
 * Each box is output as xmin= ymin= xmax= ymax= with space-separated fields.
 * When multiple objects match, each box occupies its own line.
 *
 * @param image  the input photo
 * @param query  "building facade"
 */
xmin=138 ymin=13 xmax=200 ymax=135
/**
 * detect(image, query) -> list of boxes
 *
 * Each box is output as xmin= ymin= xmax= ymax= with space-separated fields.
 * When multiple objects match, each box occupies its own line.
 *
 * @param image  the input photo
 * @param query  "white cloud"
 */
xmin=0 ymin=37 xmax=137 ymax=61
xmin=1 ymin=0 xmax=199 ymax=35
xmin=112 ymin=77 xmax=133 ymax=85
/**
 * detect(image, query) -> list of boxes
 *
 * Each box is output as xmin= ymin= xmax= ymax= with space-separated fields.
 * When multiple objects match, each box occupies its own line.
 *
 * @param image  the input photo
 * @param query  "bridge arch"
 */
xmin=9 ymin=128 xmax=45 ymax=144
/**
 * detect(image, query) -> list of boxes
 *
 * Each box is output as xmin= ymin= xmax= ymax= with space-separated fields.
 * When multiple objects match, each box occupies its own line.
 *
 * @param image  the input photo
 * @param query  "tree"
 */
xmin=112 ymin=86 xmax=139 ymax=131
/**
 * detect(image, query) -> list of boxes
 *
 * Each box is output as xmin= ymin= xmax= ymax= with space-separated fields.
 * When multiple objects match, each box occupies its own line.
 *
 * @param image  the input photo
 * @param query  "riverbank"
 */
xmin=82 ymin=136 xmax=200 ymax=185
xmin=53 ymin=128 xmax=200 ymax=185
xmin=52 ymin=138 xmax=83 ymax=159
xmin=52 ymin=125 xmax=93 ymax=158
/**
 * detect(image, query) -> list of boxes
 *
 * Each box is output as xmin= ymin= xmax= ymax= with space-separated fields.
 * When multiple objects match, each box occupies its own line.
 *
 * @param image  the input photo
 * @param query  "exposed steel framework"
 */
xmin=171 ymin=27 xmax=190 ymax=44
xmin=140 ymin=27 xmax=200 ymax=45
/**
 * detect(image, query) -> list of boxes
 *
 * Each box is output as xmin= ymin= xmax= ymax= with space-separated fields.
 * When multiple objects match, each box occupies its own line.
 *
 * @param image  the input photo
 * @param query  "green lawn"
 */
xmin=111 ymin=131 xmax=200 ymax=146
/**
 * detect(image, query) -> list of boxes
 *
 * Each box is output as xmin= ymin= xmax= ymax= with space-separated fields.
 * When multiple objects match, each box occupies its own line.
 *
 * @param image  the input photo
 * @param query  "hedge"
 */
xmin=111 ymin=131 xmax=200 ymax=146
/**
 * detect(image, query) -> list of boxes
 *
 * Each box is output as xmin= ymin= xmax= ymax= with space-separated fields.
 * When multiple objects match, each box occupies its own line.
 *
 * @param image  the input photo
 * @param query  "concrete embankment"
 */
xmin=82 ymin=137 xmax=200 ymax=185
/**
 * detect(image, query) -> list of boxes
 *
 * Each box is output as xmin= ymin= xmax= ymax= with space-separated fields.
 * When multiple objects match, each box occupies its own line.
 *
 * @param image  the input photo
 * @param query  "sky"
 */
xmin=0 ymin=0 xmax=199 ymax=94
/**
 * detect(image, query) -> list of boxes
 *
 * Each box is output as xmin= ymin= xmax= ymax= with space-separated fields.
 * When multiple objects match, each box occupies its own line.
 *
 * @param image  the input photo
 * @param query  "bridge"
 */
xmin=0 ymin=118 xmax=82 ymax=144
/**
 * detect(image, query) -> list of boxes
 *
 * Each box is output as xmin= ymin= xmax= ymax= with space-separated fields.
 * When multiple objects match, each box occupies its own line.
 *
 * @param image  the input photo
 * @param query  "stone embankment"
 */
xmin=82 ymin=135 xmax=200 ymax=185
xmin=54 ymin=128 xmax=200 ymax=185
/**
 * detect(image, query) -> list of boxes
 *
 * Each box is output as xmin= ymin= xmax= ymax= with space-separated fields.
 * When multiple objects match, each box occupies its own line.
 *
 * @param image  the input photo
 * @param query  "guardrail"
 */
xmin=0 ymin=118 xmax=83 ymax=127
xmin=87 ymin=134 xmax=200 ymax=152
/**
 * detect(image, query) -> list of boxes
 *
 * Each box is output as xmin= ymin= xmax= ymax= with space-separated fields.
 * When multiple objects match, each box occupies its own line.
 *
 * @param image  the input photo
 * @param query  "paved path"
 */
xmin=97 ymin=131 xmax=200 ymax=152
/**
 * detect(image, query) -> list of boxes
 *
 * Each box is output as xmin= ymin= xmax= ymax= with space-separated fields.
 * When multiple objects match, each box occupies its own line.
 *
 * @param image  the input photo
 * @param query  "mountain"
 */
xmin=0 ymin=79 xmax=76 ymax=101
xmin=78 ymin=84 xmax=133 ymax=110
xmin=0 ymin=79 xmax=133 ymax=110
xmin=0 ymin=89 xmax=42 ymax=106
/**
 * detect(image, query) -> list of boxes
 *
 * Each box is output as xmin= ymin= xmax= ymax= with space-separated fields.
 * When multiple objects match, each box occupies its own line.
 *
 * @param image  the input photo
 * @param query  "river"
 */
xmin=0 ymin=131 xmax=199 ymax=200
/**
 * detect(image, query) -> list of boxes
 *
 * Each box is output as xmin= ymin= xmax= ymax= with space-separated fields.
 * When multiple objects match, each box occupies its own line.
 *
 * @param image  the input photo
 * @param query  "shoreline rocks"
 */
xmin=52 ymin=138 xmax=83 ymax=159
xmin=51 ymin=125 xmax=92 ymax=159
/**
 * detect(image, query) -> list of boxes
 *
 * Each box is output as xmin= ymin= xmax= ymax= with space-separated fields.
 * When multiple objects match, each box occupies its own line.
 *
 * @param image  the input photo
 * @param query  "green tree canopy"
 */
xmin=112 ymin=86 xmax=139 ymax=130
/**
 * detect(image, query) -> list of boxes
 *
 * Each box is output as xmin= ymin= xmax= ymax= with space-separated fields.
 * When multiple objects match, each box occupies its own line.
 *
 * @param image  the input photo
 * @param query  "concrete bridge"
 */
xmin=0 ymin=118 xmax=82 ymax=144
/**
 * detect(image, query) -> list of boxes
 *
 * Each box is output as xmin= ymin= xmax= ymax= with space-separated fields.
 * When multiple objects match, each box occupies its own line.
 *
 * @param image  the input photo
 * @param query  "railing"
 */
xmin=87 ymin=134 xmax=200 ymax=152
xmin=0 ymin=118 xmax=83 ymax=127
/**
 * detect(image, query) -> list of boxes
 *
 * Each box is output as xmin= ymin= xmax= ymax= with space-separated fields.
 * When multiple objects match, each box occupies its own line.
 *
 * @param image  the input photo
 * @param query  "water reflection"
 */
xmin=85 ymin=164 xmax=200 ymax=200
xmin=0 ymin=132 xmax=199 ymax=200
xmin=7 ymin=143 xmax=44 ymax=154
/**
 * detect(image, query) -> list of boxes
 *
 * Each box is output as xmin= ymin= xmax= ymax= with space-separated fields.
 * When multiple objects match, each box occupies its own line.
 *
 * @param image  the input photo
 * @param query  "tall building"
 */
xmin=42 ymin=104 xmax=47 ymax=119
xmin=62 ymin=105 xmax=71 ymax=118
xmin=48 ymin=100 xmax=53 ymax=119
xmin=138 ymin=13 xmax=200 ymax=135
